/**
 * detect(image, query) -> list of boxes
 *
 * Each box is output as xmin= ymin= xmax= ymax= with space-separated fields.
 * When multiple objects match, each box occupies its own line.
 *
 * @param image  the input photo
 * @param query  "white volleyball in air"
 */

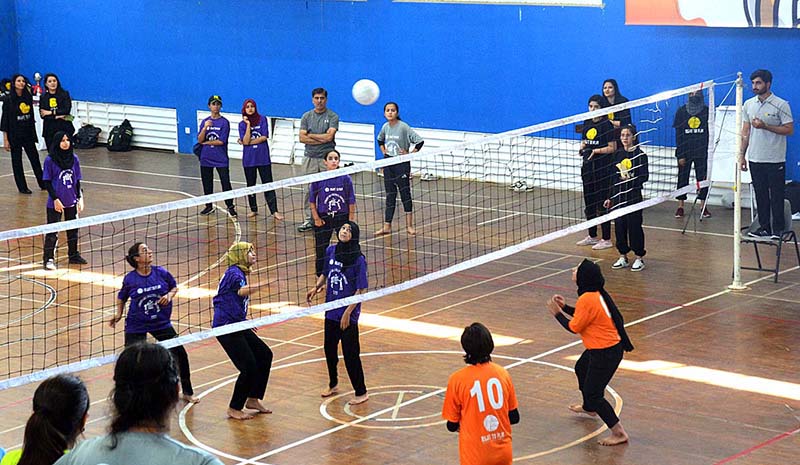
xmin=352 ymin=79 xmax=380 ymax=106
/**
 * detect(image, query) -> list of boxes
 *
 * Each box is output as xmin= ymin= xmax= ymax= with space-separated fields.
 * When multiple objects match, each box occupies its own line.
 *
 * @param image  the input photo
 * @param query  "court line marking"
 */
xmin=203 ymin=267 xmax=797 ymax=463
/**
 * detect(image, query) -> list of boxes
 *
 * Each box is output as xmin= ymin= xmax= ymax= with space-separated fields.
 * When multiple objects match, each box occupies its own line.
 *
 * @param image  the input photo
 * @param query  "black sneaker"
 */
xmin=297 ymin=220 xmax=313 ymax=232
xmin=68 ymin=255 xmax=88 ymax=265
xmin=771 ymin=231 xmax=783 ymax=240
xmin=227 ymin=206 xmax=238 ymax=218
xmin=200 ymin=205 xmax=215 ymax=215
xmin=747 ymin=228 xmax=772 ymax=239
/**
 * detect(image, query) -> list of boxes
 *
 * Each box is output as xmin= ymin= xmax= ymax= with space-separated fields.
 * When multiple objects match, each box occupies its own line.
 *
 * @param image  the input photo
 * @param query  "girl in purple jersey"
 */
xmin=309 ymin=150 xmax=356 ymax=277
xmin=109 ymin=242 xmax=198 ymax=403
xmin=238 ymin=98 xmax=283 ymax=220
xmin=213 ymin=242 xmax=274 ymax=420
xmin=42 ymin=132 xmax=86 ymax=270
xmin=198 ymin=94 xmax=236 ymax=217
xmin=306 ymin=221 xmax=369 ymax=405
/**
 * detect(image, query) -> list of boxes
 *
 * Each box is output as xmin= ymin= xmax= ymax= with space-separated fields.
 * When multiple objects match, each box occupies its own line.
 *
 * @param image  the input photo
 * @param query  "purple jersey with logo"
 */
xmin=323 ymin=245 xmax=368 ymax=324
xmin=117 ymin=266 xmax=177 ymax=334
xmin=42 ymin=155 xmax=82 ymax=209
xmin=212 ymin=265 xmax=248 ymax=327
xmin=199 ymin=116 xmax=230 ymax=167
xmin=309 ymin=174 xmax=355 ymax=216
xmin=238 ymin=116 xmax=271 ymax=167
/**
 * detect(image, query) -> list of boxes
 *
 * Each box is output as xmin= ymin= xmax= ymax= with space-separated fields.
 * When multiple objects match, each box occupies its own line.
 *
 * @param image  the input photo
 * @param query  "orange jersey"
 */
xmin=569 ymin=291 xmax=621 ymax=349
xmin=442 ymin=362 xmax=518 ymax=465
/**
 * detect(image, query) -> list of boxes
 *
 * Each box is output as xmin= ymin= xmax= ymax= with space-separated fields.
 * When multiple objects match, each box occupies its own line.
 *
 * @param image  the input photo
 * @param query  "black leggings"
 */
xmin=217 ymin=329 xmax=273 ymax=410
xmin=575 ymin=343 xmax=623 ymax=429
xmin=614 ymin=210 xmax=646 ymax=257
xmin=324 ymin=318 xmax=366 ymax=396
xmin=10 ymin=141 xmax=44 ymax=192
xmin=313 ymin=214 xmax=349 ymax=276
xmin=244 ymin=165 xmax=279 ymax=214
xmin=676 ymin=157 xmax=708 ymax=201
xmin=383 ymin=161 xmax=413 ymax=223
xmin=125 ymin=326 xmax=194 ymax=396
xmin=581 ymin=161 xmax=611 ymax=240
xmin=43 ymin=206 xmax=79 ymax=262
xmin=200 ymin=166 xmax=234 ymax=209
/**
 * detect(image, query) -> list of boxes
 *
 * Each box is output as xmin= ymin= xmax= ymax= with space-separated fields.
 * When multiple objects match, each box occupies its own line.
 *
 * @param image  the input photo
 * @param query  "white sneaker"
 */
xmin=420 ymin=172 xmax=438 ymax=181
xmin=592 ymin=239 xmax=613 ymax=250
xmin=510 ymin=180 xmax=534 ymax=192
xmin=576 ymin=236 xmax=599 ymax=246
xmin=44 ymin=259 xmax=57 ymax=271
xmin=631 ymin=258 xmax=645 ymax=272
xmin=611 ymin=256 xmax=629 ymax=269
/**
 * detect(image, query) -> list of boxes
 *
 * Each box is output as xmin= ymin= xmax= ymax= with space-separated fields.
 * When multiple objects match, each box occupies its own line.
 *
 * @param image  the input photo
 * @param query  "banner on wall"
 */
xmin=394 ymin=0 xmax=602 ymax=6
xmin=626 ymin=0 xmax=800 ymax=28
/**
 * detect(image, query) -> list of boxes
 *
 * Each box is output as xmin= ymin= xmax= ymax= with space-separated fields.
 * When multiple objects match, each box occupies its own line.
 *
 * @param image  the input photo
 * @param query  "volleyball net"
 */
xmin=0 ymin=79 xmax=736 ymax=390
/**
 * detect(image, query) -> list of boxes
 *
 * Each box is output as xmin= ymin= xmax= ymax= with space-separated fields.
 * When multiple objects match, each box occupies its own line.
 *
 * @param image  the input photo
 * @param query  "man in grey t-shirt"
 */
xmin=740 ymin=69 xmax=794 ymax=238
xmin=297 ymin=87 xmax=339 ymax=232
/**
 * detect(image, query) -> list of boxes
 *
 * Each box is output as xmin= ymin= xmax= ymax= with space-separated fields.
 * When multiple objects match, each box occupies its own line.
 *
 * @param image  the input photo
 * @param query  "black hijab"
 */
xmin=576 ymin=259 xmax=634 ymax=352
xmin=685 ymin=91 xmax=706 ymax=116
xmin=49 ymin=131 xmax=75 ymax=171
xmin=334 ymin=221 xmax=363 ymax=268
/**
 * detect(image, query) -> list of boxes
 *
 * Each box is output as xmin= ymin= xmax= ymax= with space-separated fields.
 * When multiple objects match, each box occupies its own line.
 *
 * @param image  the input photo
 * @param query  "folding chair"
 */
xmin=741 ymin=200 xmax=800 ymax=283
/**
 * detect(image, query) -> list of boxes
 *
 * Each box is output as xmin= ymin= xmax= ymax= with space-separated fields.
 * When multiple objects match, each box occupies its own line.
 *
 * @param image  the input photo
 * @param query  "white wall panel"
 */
xmin=74 ymin=101 xmax=178 ymax=151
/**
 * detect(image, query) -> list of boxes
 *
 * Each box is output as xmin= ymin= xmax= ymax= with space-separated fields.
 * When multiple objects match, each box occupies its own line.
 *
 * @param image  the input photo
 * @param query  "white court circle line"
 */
xmin=179 ymin=351 xmax=622 ymax=464
xmin=321 ymin=385 xmax=445 ymax=427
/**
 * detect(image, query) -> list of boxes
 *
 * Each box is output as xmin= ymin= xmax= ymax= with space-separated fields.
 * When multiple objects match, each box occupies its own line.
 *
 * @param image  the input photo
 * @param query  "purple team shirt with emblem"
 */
xmin=212 ymin=265 xmax=248 ymax=327
xmin=238 ymin=115 xmax=271 ymax=167
xmin=323 ymin=245 xmax=368 ymax=324
xmin=42 ymin=155 xmax=82 ymax=209
xmin=309 ymin=175 xmax=355 ymax=216
xmin=117 ymin=266 xmax=177 ymax=334
xmin=199 ymin=116 xmax=230 ymax=168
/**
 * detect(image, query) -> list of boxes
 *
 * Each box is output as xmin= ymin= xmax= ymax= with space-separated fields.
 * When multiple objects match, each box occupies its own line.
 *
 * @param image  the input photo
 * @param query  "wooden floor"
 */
xmin=0 ymin=147 xmax=799 ymax=465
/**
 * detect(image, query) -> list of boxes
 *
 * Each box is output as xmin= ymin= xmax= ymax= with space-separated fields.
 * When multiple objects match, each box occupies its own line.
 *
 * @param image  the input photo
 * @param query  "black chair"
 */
xmin=741 ymin=200 xmax=800 ymax=283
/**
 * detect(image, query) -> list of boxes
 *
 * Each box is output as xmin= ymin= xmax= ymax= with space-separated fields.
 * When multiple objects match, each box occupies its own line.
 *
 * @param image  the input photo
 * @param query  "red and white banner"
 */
xmin=626 ymin=0 xmax=800 ymax=28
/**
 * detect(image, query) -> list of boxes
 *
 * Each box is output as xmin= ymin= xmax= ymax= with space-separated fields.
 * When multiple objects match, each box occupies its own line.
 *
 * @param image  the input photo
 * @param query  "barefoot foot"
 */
xmin=406 ymin=226 xmax=416 ymax=236
xmin=244 ymin=398 xmax=272 ymax=414
xmin=568 ymin=404 xmax=597 ymax=417
xmin=227 ymin=408 xmax=255 ymax=420
xmin=374 ymin=228 xmax=391 ymax=237
xmin=598 ymin=432 xmax=629 ymax=446
xmin=273 ymin=212 xmax=284 ymax=221
xmin=321 ymin=385 xmax=339 ymax=398
xmin=348 ymin=393 xmax=369 ymax=405
xmin=181 ymin=394 xmax=200 ymax=404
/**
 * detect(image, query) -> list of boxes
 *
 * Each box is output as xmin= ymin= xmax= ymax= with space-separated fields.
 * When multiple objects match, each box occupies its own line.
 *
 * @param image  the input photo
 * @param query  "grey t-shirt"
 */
xmin=53 ymin=432 xmax=223 ymax=465
xmin=377 ymin=121 xmax=424 ymax=157
xmin=743 ymin=93 xmax=793 ymax=163
xmin=300 ymin=108 xmax=339 ymax=159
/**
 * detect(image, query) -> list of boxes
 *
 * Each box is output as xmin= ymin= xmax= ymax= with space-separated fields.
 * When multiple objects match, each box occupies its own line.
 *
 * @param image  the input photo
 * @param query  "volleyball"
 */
xmin=352 ymin=79 xmax=380 ymax=106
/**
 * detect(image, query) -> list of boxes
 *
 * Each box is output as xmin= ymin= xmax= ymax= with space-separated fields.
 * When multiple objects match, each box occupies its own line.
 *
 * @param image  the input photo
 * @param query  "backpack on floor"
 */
xmin=73 ymin=124 xmax=102 ymax=149
xmin=107 ymin=119 xmax=134 ymax=152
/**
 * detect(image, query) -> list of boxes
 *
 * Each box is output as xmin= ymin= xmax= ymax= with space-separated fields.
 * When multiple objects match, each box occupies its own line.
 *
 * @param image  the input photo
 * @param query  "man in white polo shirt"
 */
xmin=740 ymin=69 xmax=794 ymax=239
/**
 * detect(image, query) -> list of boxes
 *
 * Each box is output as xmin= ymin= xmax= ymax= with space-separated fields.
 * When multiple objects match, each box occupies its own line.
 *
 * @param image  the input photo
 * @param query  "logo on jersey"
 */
xmin=49 ymin=97 xmax=58 ymax=109
xmin=586 ymin=128 xmax=598 ymax=140
xmin=688 ymin=116 xmax=701 ymax=129
xmin=19 ymin=102 xmax=30 ymax=114
xmin=483 ymin=414 xmax=499 ymax=432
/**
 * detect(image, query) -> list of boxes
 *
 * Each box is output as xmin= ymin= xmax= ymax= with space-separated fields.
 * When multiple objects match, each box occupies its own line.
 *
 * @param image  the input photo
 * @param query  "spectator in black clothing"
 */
xmin=40 ymin=73 xmax=75 ymax=144
xmin=576 ymin=95 xmax=616 ymax=250
xmin=601 ymin=79 xmax=632 ymax=129
xmin=1 ymin=74 xmax=45 ymax=194
xmin=673 ymin=90 xmax=710 ymax=218
xmin=605 ymin=125 xmax=649 ymax=272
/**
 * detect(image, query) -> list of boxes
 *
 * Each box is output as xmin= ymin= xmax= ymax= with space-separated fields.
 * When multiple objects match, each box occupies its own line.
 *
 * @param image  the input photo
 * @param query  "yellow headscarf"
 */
xmin=225 ymin=242 xmax=253 ymax=274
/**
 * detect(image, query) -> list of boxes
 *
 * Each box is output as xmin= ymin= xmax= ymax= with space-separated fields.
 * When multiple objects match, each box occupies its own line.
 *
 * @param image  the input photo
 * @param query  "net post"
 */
xmin=729 ymin=72 xmax=747 ymax=290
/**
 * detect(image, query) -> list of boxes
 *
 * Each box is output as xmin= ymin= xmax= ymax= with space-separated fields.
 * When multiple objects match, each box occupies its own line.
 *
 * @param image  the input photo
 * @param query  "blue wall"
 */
xmin=0 ymin=0 xmax=18 ymax=78
xmin=11 ymin=0 xmax=800 ymax=178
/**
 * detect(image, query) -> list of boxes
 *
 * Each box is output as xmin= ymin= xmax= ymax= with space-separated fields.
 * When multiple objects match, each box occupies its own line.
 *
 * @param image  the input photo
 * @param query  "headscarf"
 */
xmin=49 ymin=131 xmax=75 ymax=171
xmin=334 ymin=221 xmax=363 ymax=268
xmin=686 ymin=91 xmax=706 ymax=116
xmin=225 ymin=241 xmax=253 ymax=274
xmin=575 ymin=259 xmax=634 ymax=352
xmin=241 ymin=99 xmax=261 ymax=127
